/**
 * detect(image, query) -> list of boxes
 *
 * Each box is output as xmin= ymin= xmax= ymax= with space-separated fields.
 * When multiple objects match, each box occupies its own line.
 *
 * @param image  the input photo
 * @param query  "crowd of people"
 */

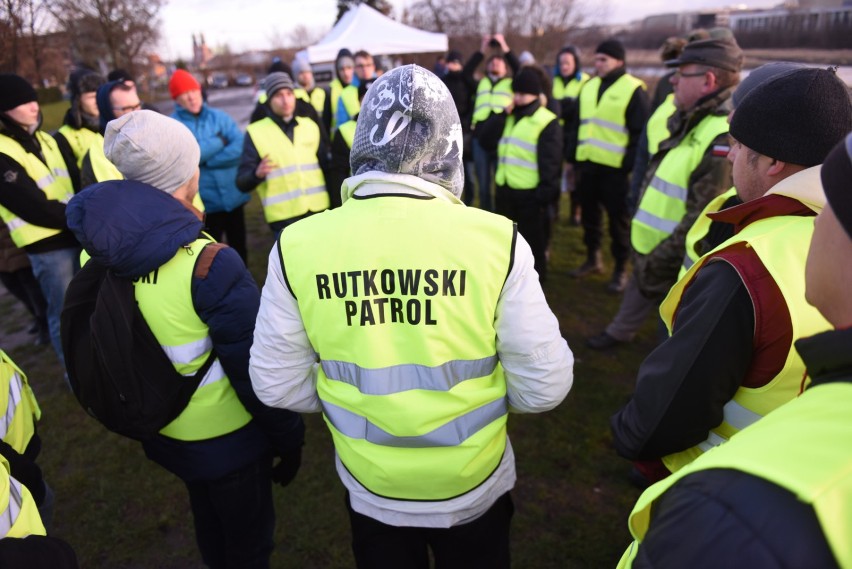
xmin=0 ymin=25 xmax=851 ymax=569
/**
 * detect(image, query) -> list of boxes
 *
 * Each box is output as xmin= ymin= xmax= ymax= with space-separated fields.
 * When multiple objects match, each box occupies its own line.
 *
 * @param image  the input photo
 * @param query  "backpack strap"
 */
xmin=193 ymin=243 xmax=227 ymax=279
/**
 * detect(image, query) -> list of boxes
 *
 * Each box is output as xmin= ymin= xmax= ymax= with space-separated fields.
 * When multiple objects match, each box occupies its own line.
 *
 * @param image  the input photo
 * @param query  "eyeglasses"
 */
xmin=355 ymin=63 xmax=374 ymax=69
xmin=113 ymin=103 xmax=142 ymax=113
xmin=673 ymin=69 xmax=707 ymax=79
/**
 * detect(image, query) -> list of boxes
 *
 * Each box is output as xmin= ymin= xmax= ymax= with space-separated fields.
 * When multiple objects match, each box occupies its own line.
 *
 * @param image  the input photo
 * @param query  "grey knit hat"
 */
xmin=292 ymin=57 xmax=311 ymax=76
xmin=263 ymin=72 xmax=294 ymax=98
xmin=350 ymin=64 xmax=463 ymax=197
xmin=104 ymin=110 xmax=200 ymax=194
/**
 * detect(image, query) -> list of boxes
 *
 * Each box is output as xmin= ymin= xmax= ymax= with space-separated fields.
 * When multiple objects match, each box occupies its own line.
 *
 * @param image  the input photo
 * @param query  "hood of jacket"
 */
xmin=66 ymin=180 xmax=204 ymax=278
xmin=556 ymin=46 xmax=582 ymax=82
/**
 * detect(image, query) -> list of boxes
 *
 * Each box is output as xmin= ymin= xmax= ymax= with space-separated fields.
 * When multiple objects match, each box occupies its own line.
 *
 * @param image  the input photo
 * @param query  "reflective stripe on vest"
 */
xmin=0 ymin=456 xmax=45 ymax=538
xmin=679 ymin=187 xmax=738 ymax=279
xmin=338 ymin=120 xmax=356 ymax=150
xmin=495 ymin=106 xmax=558 ymax=190
xmin=630 ymin=113 xmax=729 ymax=255
xmin=86 ymin=137 xmax=124 ymax=183
xmin=340 ymin=85 xmax=360 ymax=121
xmin=247 ymin=117 xmax=329 ymax=223
xmin=645 ymin=94 xmax=677 ymax=157
xmin=329 ymin=79 xmax=344 ymax=132
xmin=0 ymin=351 xmax=40 ymax=455
xmin=0 ymin=132 xmax=74 ymax=247
xmin=133 ymin=238 xmax=252 ymax=441
xmin=659 ymin=213 xmax=831 ymax=473
xmin=620 ymin=382 xmax=852 ymax=569
xmin=57 ymin=124 xmax=100 ymax=168
xmin=295 ymin=86 xmax=326 ymax=115
xmin=575 ymin=74 xmax=645 ymax=168
xmin=278 ymin=196 xmax=515 ymax=500
xmin=472 ymin=76 xmax=513 ymax=125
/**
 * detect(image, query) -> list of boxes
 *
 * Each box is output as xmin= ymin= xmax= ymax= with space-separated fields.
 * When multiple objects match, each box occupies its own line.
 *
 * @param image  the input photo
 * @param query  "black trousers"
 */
xmin=495 ymin=187 xmax=549 ymax=281
xmin=184 ymin=456 xmax=274 ymax=569
xmin=576 ymin=164 xmax=631 ymax=267
xmin=204 ymin=206 xmax=247 ymax=263
xmin=347 ymin=492 xmax=514 ymax=569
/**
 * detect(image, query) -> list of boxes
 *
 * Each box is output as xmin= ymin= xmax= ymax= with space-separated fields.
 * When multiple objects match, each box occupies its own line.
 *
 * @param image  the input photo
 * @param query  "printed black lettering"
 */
xmin=333 ymin=272 xmax=348 ymax=298
xmin=390 ymin=297 xmax=404 ymax=323
xmin=362 ymin=270 xmax=379 ymax=296
xmin=442 ymin=270 xmax=457 ymax=296
xmin=380 ymin=269 xmax=395 ymax=294
xmin=345 ymin=300 xmax=357 ymax=326
xmin=360 ymin=299 xmax=375 ymax=326
xmin=425 ymin=299 xmax=437 ymax=325
xmin=459 ymin=270 xmax=466 ymax=296
xmin=373 ymin=298 xmax=389 ymax=324
xmin=347 ymin=271 xmax=361 ymax=297
xmin=316 ymin=274 xmax=331 ymax=299
xmin=423 ymin=269 xmax=439 ymax=296
xmin=398 ymin=269 xmax=420 ymax=295
xmin=406 ymin=299 xmax=421 ymax=324
xmin=152 ymin=268 xmax=159 ymax=285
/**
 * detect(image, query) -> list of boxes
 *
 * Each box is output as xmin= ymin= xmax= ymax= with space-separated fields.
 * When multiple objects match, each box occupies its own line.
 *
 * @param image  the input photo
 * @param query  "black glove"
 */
xmin=270 ymin=446 xmax=302 ymax=488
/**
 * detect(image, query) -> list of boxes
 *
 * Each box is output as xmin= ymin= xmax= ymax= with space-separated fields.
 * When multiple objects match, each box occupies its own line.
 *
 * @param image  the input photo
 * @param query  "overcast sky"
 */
xmin=158 ymin=0 xmax=761 ymax=60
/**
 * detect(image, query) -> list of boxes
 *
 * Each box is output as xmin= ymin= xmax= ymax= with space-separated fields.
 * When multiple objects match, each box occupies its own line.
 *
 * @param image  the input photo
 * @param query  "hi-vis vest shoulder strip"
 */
xmin=86 ymin=136 xmax=124 ymax=183
xmin=133 ymin=238 xmax=252 ymax=441
xmin=295 ymin=87 xmax=326 ymax=115
xmin=495 ymin=106 xmax=558 ymax=190
xmin=247 ymin=117 xmax=328 ymax=223
xmin=279 ymin=196 xmax=515 ymax=500
xmin=645 ymin=93 xmax=677 ymax=157
xmin=0 ymin=131 xmax=74 ymax=248
xmin=338 ymin=120 xmax=356 ymax=150
xmin=0 ymin=456 xmax=45 ymax=538
xmin=340 ymin=85 xmax=360 ymax=121
xmin=0 ymin=351 xmax=41 ymax=455
xmin=472 ymin=76 xmax=514 ymax=126
xmin=630 ymin=113 xmax=729 ymax=255
xmin=57 ymin=125 xmax=100 ymax=168
xmin=617 ymin=382 xmax=852 ymax=569
xmin=575 ymin=74 xmax=646 ymax=168
xmin=552 ymin=72 xmax=590 ymax=101
xmin=658 ymin=213 xmax=831 ymax=473
xmin=679 ymin=187 xmax=738 ymax=279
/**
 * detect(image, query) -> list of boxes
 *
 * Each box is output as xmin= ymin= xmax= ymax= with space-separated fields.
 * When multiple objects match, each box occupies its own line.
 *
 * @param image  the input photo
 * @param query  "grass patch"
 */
xmin=40 ymin=100 xmax=70 ymax=133
xmin=1 ymin=192 xmax=657 ymax=567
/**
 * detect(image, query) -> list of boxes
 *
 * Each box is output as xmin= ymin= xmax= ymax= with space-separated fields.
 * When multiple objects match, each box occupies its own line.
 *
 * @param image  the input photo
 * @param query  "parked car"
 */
xmin=210 ymin=73 xmax=229 ymax=89
xmin=235 ymin=73 xmax=254 ymax=87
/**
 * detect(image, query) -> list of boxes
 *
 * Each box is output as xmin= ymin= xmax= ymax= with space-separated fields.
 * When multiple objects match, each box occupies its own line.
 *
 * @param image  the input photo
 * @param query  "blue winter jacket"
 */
xmin=65 ymin=181 xmax=304 ymax=481
xmin=171 ymin=103 xmax=250 ymax=214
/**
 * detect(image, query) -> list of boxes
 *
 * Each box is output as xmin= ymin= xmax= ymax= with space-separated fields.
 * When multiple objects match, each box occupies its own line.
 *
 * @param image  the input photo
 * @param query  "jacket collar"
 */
xmin=341 ymin=171 xmax=463 ymax=205
xmin=796 ymin=327 xmax=852 ymax=388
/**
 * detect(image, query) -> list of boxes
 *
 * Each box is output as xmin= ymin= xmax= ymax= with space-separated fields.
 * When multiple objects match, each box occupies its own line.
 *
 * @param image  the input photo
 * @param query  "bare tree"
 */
xmin=336 ymin=0 xmax=393 ymax=23
xmin=288 ymin=24 xmax=325 ymax=49
xmin=48 ymin=0 xmax=163 ymax=74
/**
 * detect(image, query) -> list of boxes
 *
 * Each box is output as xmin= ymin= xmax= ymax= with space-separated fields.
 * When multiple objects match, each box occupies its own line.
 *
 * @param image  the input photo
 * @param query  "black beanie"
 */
xmin=596 ymin=39 xmax=625 ymax=62
xmin=512 ymin=67 xmax=543 ymax=96
xmin=0 ymin=74 xmax=38 ymax=112
xmin=821 ymin=134 xmax=852 ymax=240
xmin=68 ymin=68 xmax=105 ymax=99
xmin=729 ymin=67 xmax=852 ymax=167
xmin=446 ymin=50 xmax=463 ymax=64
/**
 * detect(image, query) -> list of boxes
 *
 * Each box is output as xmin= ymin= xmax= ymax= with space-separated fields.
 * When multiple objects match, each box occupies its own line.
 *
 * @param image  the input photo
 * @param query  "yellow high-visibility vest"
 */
xmin=645 ymin=93 xmax=677 ymax=157
xmin=472 ymin=76 xmax=514 ymax=126
xmin=495 ymin=106 xmax=558 ymax=190
xmin=575 ymin=74 xmax=646 ymax=168
xmin=56 ymin=124 xmax=100 ymax=168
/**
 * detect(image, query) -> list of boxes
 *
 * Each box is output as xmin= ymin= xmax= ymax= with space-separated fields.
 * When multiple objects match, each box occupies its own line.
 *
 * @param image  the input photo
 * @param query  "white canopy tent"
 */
xmin=303 ymin=4 xmax=448 ymax=64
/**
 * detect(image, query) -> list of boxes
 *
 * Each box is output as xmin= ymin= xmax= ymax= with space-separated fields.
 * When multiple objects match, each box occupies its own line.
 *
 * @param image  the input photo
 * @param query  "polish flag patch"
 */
xmin=712 ymin=145 xmax=730 ymax=157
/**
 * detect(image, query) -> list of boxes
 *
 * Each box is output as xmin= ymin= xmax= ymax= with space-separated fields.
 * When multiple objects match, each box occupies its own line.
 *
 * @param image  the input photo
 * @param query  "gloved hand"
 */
xmin=271 ymin=446 xmax=302 ymax=488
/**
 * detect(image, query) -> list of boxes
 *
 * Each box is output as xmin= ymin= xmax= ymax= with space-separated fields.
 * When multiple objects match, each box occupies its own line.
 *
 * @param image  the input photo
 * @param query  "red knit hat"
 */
xmin=169 ymin=69 xmax=200 ymax=99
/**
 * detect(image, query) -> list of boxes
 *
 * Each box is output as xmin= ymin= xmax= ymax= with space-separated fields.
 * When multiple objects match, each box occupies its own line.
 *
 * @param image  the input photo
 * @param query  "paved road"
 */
xmin=155 ymin=86 xmax=257 ymax=130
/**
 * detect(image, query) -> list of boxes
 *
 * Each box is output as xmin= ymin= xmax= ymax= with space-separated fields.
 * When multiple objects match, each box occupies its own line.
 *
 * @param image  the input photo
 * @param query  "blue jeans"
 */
xmin=472 ymin=138 xmax=495 ymax=212
xmin=27 ymin=247 xmax=80 ymax=367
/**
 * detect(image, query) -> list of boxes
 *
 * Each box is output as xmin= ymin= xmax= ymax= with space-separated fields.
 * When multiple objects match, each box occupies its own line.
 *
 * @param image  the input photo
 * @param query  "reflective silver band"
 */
xmin=649 ymin=175 xmax=688 ymax=202
xmin=580 ymin=117 xmax=628 ymax=135
xmin=633 ymin=209 xmax=679 ymax=235
xmin=578 ymin=138 xmax=626 ymax=155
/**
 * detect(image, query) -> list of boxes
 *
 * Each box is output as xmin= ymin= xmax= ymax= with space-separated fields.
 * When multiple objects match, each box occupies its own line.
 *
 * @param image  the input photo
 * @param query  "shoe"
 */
xmin=586 ymin=332 xmax=625 ymax=350
xmin=606 ymin=270 xmax=628 ymax=293
xmin=568 ymin=252 xmax=604 ymax=278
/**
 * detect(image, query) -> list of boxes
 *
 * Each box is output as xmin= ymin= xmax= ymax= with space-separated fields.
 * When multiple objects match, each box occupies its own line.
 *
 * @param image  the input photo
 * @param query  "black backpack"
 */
xmin=61 ymin=259 xmax=215 ymax=441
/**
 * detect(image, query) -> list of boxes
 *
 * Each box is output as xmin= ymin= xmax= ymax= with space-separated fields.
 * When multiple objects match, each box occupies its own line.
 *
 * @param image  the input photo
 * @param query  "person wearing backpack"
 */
xmin=64 ymin=110 xmax=304 ymax=569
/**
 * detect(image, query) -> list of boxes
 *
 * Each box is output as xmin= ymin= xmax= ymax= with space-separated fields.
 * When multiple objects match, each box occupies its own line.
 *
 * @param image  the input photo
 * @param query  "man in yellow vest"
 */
xmin=53 ymin=68 xmax=105 ymax=192
xmin=237 ymin=72 xmax=330 ymax=234
xmin=610 ymin=68 xmax=852 ymax=486
xmin=79 ymin=79 xmax=140 ymax=187
xmin=476 ymin=67 xmax=562 ymax=281
xmin=553 ymin=45 xmax=589 ymax=225
xmin=66 ymin=110 xmax=305 ymax=568
xmin=336 ymin=50 xmax=378 ymax=129
xmin=326 ymin=80 xmax=374 ymax=210
xmin=292 ymin=56 xmax=326 ymax=118
xmin=250 ymin=65 xmax=574 ymax=568
xmin=0 ymin=74 xmax=78 ymax=369
xmin=616 ymin=131 xmax=852 ymax=569
xmin=586 ymin=37 xmax=742 ymax=347
xmin=569 ymin=39 xmax=649 ymax=284
xmin=323 ymin=49 xmax=355 ymax=135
